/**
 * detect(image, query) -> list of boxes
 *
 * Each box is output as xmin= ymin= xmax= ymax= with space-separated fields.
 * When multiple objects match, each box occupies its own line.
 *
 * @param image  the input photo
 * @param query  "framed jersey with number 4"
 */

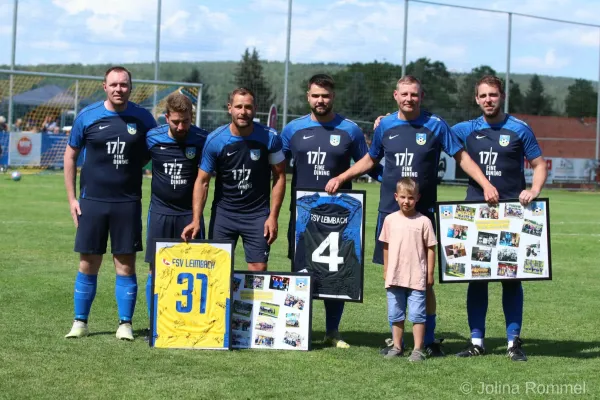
xmin=292 ymin=189 xmax=365 ymax=302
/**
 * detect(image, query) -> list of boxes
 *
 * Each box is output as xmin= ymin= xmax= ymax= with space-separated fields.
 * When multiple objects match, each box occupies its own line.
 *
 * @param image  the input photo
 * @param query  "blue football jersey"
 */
xmin=200 ymin=123 xmax=285 ymax=215
xmin=147 ymin=125 xmax=209 ymax=215
xmin=68 ymin=101 xmax=157 ymax=202
xmin=369 ymin=111 xmax=462 ymax=214
xmin=293 ymin=193 xmax=363 ymax=300
xmin=452 ymin=115 xmax=542 ymax=200
xmin=282 ymin=113 xmax=371 ymax=190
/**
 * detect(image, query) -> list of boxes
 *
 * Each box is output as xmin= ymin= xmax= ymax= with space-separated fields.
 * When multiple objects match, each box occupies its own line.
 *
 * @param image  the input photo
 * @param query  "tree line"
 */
xmin=229 ymin=48 xmax=598 ymax=129
xmin=3 ymin=50 xmax=597 ymax=130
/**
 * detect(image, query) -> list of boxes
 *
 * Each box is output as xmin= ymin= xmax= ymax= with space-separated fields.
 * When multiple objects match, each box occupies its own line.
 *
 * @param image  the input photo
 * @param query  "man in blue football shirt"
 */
xmin=181 ymin=88 xmax=286 ymax=271
xmin=453 ymin=75 xmax=547 ymax=362
xmin=326 ymin=75 xmax=499 ymax=356
xmin=64 ymin=66 xmax=157 ymax=340
xmin=282 ymin=74 xmax=381 ymax=348
xmin=144 ymin=93 xmax=209 ymax=321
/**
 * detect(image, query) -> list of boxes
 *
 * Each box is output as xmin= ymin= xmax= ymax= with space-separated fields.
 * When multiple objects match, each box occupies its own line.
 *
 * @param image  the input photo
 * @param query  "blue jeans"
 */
xmin=386 ymin=286 xmax=426 ymax=323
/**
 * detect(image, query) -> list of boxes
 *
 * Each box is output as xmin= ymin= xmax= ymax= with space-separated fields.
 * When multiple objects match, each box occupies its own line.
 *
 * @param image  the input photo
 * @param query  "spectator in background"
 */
xmin=42 ymin=115 xmax=58 ymax=133
xmin=0 ymin=116 xmax=7 ymax=132
xmin=13 ymin=118 xmax=23 ymax=132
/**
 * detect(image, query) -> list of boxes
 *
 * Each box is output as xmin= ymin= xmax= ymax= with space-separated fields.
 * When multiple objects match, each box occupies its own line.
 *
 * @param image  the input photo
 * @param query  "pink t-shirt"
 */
xmin=378 ymin=211 xmax=438 ymax=291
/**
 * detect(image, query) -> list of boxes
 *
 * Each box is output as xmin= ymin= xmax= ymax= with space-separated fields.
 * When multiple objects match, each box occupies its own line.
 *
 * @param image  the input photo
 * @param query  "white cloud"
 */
xmin=29 ymin=40 xmax=72 ymax=51
xmin=162 ymin=10 xmax=191 ymax=38
xmin=52 ymin=0 xmax=154 ymax=39
xmin=52 ymin=0 xmax=152 ymax=18
xmin=2 ymin=0 xmax=597 ymax=80
xmin=196 ymin=5 xmax=232 ymax=32
xmin=515 ymin=48 xmax=570 ymax=69
xmin=250 ymin=0 xmax=291 ymax=14
xmin=85 ymin=15 xmax=127 ymax=39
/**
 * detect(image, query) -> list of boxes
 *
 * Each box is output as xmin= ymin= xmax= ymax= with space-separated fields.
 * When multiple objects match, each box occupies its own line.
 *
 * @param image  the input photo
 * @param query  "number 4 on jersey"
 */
xmin=311 ymin=232 xmax=344 ymax=272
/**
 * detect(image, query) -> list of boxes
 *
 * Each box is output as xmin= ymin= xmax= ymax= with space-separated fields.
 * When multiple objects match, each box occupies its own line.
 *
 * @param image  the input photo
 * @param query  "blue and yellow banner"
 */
xmin=151 ymin=241 xmax=233 ymax=349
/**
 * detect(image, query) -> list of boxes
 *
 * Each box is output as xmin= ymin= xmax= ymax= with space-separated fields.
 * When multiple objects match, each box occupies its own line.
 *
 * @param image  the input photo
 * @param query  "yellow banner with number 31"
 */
xmin=151 ymin=241 xmax=232 ymax=349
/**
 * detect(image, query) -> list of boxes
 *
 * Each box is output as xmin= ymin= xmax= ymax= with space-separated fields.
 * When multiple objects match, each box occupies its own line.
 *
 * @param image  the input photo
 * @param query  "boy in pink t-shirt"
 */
xmin=378 ymin=178 xmax=437 ymax=361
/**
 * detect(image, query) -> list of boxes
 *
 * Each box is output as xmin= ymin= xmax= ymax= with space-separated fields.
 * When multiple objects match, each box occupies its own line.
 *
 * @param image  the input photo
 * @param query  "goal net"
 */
xmin=0 ymin=71 xmax=202 ymax=169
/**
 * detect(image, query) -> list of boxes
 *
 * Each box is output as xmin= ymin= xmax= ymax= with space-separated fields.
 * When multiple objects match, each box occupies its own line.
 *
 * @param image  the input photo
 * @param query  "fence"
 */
xmin=0 ymin=69 xmax=203 ymax=131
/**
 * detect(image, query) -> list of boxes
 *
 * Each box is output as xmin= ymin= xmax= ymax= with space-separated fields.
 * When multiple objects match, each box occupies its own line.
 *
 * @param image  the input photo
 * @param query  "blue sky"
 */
xmin=0 ymin=0 xmax=599 ymax=80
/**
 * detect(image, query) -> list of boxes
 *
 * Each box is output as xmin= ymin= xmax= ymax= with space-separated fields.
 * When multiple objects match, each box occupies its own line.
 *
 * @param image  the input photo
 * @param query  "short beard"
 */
xmin=170 ymin=128 xmax=188 ymax=141
xmin=232 ymin=118 xmax=252 ymax=130
xmin=484 ymin=106 xmax=501 ymax=118
xmin=311 ymin=105 xmax=332 ymax=117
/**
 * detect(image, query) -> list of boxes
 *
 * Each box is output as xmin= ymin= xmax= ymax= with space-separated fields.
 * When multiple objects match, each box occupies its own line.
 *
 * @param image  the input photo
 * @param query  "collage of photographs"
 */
xmin=231 ymin=273 xmax=311 ymax=351
xmin=438 ymin=200 xmax=550 ymax=282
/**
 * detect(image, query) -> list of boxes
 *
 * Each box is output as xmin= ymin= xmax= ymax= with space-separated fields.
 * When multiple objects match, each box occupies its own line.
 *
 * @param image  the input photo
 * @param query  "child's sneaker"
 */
xmin=408 ymin=349 xmax=427 ymax=362
xmin=380 ymin=338 xmax=406 ymax=355
xmin=384 ymin=347 xmax=404 ymax=359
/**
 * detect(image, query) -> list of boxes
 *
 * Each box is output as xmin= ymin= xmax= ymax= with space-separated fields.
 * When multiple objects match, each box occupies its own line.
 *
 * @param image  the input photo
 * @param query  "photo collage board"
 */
xmin=231 ymin=272 xmax=313 ymax=351
xmin=437 ymin=199 xmax=552 ymax=283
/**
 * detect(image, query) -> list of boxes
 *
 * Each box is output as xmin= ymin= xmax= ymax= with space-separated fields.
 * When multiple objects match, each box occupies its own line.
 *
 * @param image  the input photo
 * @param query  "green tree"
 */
xmin=523 ymin=74 xmax=556 ymax=115
xmin=405 ymin=58 xmax=457 ymax=116
xmin=332 ymin=61 xmax=400 ymax=125
xmin=234 ymin=48 xmax=273 ymax=113
xmin=508 ymin=79 xmax=524 ymax=114
xmin=456 ymin=65 xmax=497 ymax=120
xmin=182 ymin=68 xmax=213 ymax=127
xmin=565 ymin=79 xmax=597 ymax=118
xmin=183 ymin=68 xmax=211 ymax=108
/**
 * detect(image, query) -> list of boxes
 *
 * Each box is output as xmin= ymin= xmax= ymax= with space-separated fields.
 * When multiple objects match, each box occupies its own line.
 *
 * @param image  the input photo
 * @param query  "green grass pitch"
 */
xmin=1 ymin=174 xmax=599 ymax=399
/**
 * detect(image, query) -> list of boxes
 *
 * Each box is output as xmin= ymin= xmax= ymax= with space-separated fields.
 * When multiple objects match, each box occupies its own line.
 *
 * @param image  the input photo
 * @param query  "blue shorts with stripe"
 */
xmin=373 ymin=209 xmax=436 ymax=265
xmin=144 ymin=212 xmax=205 ymax=263
xmin=74 ymin=198 xmax=142 ymax=255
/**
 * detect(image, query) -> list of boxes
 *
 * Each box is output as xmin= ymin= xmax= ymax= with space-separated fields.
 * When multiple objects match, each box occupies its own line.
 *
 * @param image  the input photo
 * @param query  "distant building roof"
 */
xmin=512 ymin=114 xmax=598 ymax=158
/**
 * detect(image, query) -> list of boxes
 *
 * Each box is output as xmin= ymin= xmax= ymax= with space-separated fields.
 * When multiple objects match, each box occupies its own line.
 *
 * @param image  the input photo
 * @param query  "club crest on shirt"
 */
xmin=250 ymin=149 xmax=261 ymax=161
xmin=127 ymin=123 xmax=137 ymax=135
xmin=330 ymin=135 xmax=340 ymax=146
xmin=185 ymin=146 xmax=196 ymax=159
xmin=416 ymin=133 xmax=427 ymax=145
xmin=499 ymin=134 xmax=510 ymax=147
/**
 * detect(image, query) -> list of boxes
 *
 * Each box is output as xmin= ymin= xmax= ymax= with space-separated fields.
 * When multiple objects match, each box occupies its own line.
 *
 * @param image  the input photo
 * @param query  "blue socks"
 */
xmin=324 ymin=300 xmax=344 ymax=334
xmin=502 ymin=282 xmax=524 ymax=341
xmin=467 ymin=282 xmax=488 ymax=339
xmin=74 ymin=272 xmax=98 ymax=321
xmin=424 ymin=314 xmax=436 ymax=346
xmin=468 ymin=281 xmax=524 ymax=342
xmin=145 ymin=273 xmax=152 ymax=319
xmin=115 ymin=274 xmax=137 ymax=323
